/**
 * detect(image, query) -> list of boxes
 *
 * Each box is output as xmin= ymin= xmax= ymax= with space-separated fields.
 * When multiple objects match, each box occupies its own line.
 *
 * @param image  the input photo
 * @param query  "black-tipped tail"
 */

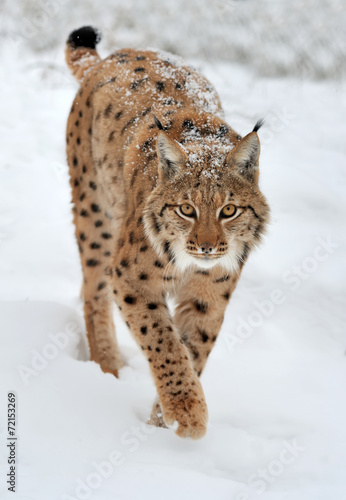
xmin=67 ymin=26 xmax=102 ymax=49
xmin=253 ymin=118 xmax=264 ymax=133
xmin=65 ymin=26 xmax=102 ymax=81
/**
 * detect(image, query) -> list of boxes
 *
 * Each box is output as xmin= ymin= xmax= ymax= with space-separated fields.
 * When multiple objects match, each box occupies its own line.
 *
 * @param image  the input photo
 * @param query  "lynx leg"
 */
xmin=111 ymin=278 xmax=208 ymax=439
xmin=148 ymin=271 xmax=236 ymax=426
xmin=148 ymin=398 xmax=167 ymax=428
xmin=83 ymin=285 xmax=124 ymax=376
xmin=70 ymin=202 xmax=124 ymax=376
xmin=173 ymin=272 xmax=236 ymax=376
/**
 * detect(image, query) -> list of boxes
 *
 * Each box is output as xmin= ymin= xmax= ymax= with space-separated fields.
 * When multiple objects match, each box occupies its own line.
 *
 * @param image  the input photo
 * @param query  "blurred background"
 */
xmin=1 ymin=0 xmax=345 ymax=79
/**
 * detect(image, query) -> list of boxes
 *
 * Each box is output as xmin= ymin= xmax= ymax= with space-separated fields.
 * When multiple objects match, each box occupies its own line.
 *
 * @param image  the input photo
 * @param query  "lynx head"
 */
xmin=143 ymin=119 xmax=270 ymax=273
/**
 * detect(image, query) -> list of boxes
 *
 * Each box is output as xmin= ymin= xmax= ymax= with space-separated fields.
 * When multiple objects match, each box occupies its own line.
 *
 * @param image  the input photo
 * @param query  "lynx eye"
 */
xmin=220 ymin=204 xmax=237 ymax=219
xmin=179 ymin=204 xmax=196 ymax=218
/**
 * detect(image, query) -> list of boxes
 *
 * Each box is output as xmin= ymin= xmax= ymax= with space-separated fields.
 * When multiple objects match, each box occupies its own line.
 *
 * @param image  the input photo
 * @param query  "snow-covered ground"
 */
xmin=2 ymin=0 xmax=346 ymax=79
xmin=1 ymin=14 xmax=346 ymax=500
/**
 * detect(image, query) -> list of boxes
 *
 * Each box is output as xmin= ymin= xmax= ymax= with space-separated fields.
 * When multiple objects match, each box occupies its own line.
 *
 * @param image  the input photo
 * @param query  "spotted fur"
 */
xmin=65 ymin=26 xmax=270 ymax=439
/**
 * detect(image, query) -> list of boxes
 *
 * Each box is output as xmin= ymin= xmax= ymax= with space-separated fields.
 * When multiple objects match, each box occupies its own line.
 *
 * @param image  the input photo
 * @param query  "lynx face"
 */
xmin=144 ymin=132 xmax=269 ymax=273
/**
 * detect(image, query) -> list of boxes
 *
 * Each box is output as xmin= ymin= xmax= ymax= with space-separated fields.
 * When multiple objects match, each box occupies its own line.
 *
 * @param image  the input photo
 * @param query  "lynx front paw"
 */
xmin=161 ymin=382 xmax=208 ymax=439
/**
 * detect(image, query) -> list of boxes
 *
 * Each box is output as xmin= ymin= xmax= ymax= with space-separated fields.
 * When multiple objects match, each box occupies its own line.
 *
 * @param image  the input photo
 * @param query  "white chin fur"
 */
xmin=174 ymin=249 xmax=240 ymax=273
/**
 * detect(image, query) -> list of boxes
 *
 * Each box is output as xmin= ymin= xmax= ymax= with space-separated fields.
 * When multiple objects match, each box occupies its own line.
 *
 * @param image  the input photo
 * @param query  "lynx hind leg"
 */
xmin=73 ymin=210 xmax=124 ymax=376
xmin=147 ymin=398 xmax=167 ymax=428
xmin=83 ymin=280 xmax=124 ymax=376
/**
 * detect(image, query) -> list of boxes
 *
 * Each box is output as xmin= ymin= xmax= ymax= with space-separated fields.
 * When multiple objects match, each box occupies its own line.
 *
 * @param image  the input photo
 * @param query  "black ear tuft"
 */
xmin=67 ymin=26 xmax=102 ymax=49
xmin=253 ymin=118 xmax=264 ymax=133
xmin=152 ymin=114 xmax=164 ymax=130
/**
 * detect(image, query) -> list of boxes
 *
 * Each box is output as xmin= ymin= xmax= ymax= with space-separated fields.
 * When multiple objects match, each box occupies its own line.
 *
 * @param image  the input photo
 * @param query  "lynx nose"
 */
xmin=200 ymin=242 xmax=214 ymax=255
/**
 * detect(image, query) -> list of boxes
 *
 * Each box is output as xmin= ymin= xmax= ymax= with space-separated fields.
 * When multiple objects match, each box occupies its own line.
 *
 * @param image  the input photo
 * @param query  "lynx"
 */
xmin=65 ymin=26 xmax=270 ymax=439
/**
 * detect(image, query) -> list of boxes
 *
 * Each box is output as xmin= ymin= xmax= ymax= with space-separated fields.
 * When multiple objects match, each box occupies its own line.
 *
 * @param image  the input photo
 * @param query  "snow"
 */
xmin=2 ymin=0 xmax=345 ymax=79
xmin=1 ymin=13 xmax=346 ymax=500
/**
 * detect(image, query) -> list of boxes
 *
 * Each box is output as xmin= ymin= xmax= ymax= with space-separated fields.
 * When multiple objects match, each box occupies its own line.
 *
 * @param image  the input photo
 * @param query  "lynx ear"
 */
xmin=157 ymin=131 xmax=187 ymax=180
xmin=226 ymin=131 xmax=261 ymax=183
